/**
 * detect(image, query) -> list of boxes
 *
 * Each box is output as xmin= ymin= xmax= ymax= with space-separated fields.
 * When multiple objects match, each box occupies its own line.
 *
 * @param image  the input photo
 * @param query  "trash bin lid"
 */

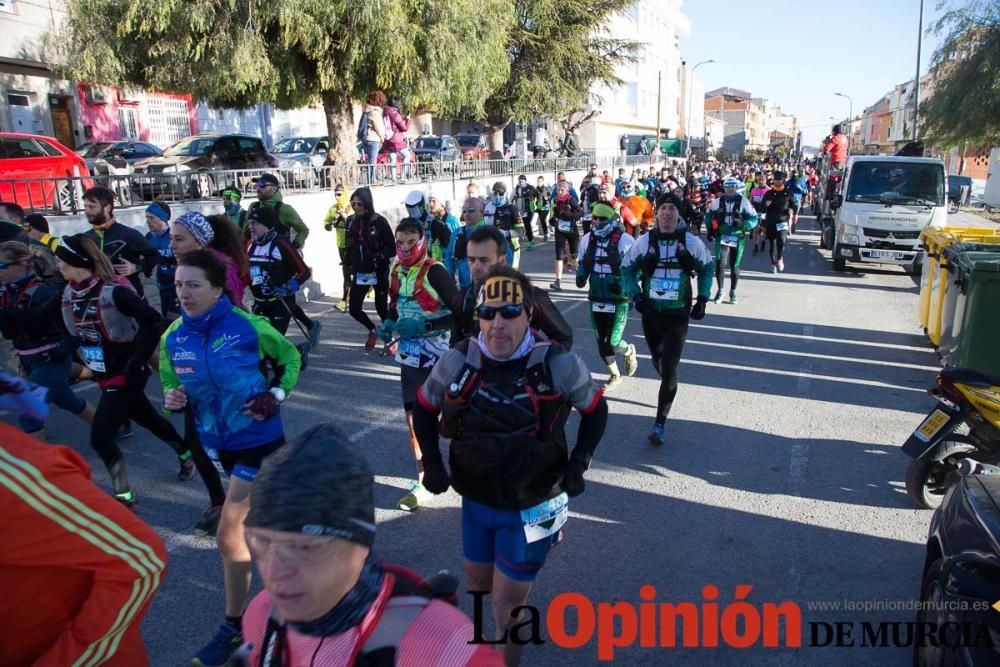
xmin=943 ymin=242 xmax=1000 ymax=263
xmin=955 ymin=251 xmax=1000 ymax=275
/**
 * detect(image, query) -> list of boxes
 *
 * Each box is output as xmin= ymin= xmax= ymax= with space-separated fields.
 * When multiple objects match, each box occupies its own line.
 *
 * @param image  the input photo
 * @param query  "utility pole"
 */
xmin=656 ymin=70 xmax=662 ymax=155
xmin=913 ymin=0 xmax=924 ymax=140
xmin=685 ymin=59 xmax=715 ymax=158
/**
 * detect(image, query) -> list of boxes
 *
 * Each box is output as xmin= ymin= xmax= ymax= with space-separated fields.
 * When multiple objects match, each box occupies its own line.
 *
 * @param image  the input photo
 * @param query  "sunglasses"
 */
xmin=476 ymin=304 xmax=525 ymax=320
xmin=462 ymin=207 xmax=478 ymax=213
xmin=255 ymin=182 xmax=275 ymax=189
xmin=592 ymin=216 xmax=612 ymax=222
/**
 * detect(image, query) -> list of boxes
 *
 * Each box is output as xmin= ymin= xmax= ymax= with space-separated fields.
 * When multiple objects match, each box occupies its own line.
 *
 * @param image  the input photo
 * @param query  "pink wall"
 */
xmin=77 ymin=83 xmax=198 ymax=144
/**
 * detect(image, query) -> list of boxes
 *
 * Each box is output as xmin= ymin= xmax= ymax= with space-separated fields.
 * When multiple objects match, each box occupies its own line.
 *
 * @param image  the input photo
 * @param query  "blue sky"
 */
xmin=679 ymin=0 xmax=947 ymax=147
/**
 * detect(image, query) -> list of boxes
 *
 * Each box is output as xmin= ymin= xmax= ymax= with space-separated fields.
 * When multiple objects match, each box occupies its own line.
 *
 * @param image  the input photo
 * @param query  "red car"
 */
xmin=0 ymin=132 xmax=91 ymax=212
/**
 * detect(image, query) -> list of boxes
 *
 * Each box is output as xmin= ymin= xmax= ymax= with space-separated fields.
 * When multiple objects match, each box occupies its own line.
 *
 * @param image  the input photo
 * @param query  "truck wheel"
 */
xmin=832 ymin=256 xmax=846 ymax=272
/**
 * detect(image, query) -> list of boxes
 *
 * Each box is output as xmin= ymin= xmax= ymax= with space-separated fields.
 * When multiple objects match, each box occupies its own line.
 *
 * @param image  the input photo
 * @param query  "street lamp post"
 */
xmin=913 ymin=0 xmax=924 ymax=140
xmin=686 ymin=59 xmax=715 ymax=158
xmin=834 ymin=92 xmax=853 ymax=149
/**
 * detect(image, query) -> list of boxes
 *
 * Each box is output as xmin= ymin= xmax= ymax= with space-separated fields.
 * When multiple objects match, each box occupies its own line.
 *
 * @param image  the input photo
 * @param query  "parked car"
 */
xmin=77 ymin=140 xmax=162 ymax=176
xmin=455 ymin=133 xmax=489 ymax=161
xmin=131 ymin=133 xmax=277 ymax=199
xmin=412 ymin=135 xmax=459 ymax=175
xmin=947 ymin=174 xmax=974 ymax=208
xmin=917 ymin=463 xmax=1000 ymax=665
xmin=0 ymin=132 xmax=91 ymax=212
xmin=271 ymin=136 xmax=330 ymax=187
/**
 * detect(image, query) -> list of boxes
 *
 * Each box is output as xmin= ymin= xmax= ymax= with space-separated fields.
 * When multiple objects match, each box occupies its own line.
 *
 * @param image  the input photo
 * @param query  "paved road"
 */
xmin=37 ymin=212 xmax=942 ymax=665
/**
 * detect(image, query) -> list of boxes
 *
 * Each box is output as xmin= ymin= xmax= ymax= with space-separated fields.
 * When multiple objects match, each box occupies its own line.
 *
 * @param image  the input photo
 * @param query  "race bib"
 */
xmin=649 ymin=277 xmax=680 ymax=301
xmin=557 ymin=219 xmax=573 ymax=233
xmin=721 ymin=234 xmax=739 ymax=247
xmin=521 ymin=493 xmax=569 ymax=543
xmin=249 ymin=265 xmax=265 ymax=286
xmin=355 ymin=272 xmax=377 ymax=286
xmin=79 ymin=345 xmax=106 ymax=373
xmin=776 ymin=222 xmax=789 ymax=232
xmin=203 ymin=447 xmax=228 ymax=478
xmin=591 ymin=301 xmax=617 ymax=314
xmin=395 ymin=334 xmax=448 ymax=369
xmin=394 ymin=338 xmax=424 ymax=368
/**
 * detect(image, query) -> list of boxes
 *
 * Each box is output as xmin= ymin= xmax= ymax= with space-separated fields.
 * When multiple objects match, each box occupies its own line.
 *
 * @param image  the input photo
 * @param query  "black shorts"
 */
xmin=216 ymin=439 xmax=285 ymax=482
xmin=554 ymin=230 xmax=579 ymax=259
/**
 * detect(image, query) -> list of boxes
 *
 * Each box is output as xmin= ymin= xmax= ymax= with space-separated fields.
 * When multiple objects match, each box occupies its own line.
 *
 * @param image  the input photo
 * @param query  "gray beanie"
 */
xmin=245 ymin=423 xmax=376 ymax=546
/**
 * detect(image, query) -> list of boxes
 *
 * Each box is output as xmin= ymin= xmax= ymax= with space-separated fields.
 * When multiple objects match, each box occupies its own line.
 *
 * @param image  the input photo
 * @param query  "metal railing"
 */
xmin=1 ymin=152 xmax=686 ymax=215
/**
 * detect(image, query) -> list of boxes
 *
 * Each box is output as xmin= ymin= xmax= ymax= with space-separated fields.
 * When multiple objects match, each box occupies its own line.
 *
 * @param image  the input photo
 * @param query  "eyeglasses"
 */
xmin=245 ymin=529 xmax=343 ymax=566
xmin=476 ymin=304 xmax=525 ymax=320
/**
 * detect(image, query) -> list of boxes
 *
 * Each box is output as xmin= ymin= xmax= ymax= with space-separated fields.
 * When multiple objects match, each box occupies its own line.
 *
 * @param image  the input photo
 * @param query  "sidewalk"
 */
xmin=947 ymin=209 xmax=1000 ymax=229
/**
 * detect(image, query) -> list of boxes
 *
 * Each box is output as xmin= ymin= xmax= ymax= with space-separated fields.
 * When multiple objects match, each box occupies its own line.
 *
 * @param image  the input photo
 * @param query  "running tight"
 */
xmin=348 ymin=273 xmax=389 ymax=331
xmin=536 ymin=210 xmax=550 ymax=237
xmin=715 ymin=245 xmax=740 ymax=293
xmin=91 ymin=377 xmax=186 ymax=495
xmin=641 ymin=312 xmax=690 ymax=422
xmin=769 ymin=230 xmax=789 ymax=264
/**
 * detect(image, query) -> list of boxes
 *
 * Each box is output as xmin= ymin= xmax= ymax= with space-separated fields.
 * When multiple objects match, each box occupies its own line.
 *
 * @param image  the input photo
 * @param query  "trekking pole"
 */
xmin=276 ymin=295 xmax=311 ymax=341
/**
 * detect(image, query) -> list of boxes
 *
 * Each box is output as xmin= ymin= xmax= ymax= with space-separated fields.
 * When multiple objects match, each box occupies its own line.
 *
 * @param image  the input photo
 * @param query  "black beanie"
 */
xmin=655 ymin=192 xmax=684 ymax=211
xmin=245 ymin=424 xmax=376 ymax=546
xmin=249 ymin=205 xmax=279 ymax=229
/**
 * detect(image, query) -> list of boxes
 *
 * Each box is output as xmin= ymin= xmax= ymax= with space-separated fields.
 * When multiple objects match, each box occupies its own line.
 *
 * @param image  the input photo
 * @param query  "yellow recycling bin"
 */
xmin=924 ymin=226 xmax=1000 ymax=346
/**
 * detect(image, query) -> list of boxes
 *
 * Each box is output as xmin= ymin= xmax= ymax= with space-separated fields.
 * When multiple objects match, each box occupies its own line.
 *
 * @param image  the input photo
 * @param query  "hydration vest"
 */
xmin=389 ymin=257 xmax=446 ymax=318
xmin=712 ymin=196 xmax=744 ymax=231
xmin=61 ymin=279 xmax=139 ymax=344
xmin=0 ymin=275 xmax=63 ymax=346
xmin=584 ymin=228 xmax=624 ymax=274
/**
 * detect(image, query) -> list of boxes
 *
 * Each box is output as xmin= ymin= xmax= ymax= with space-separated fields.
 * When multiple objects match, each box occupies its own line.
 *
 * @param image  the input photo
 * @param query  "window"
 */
xmin=239 ymin=138 xmax=264 ymax=156
xmin=33 ymin=139 xmax=63 ymax=157
xmin=134 ymin=143 xmax=159 ymax=157
xmin=147 ymin=97 xmax=191 ymax=147
xmin=0 ymin=137 xmax=47 ymax=159
xmin=214 ymin=138 xmax=240 ymax=159
xmin=0 ymin=1 xmax=13 ymax=14
xmin=118 ymin=106 xmax=139 ymax=139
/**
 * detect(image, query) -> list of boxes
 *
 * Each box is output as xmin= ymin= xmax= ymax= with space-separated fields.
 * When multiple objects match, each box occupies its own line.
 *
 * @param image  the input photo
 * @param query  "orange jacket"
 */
xmin=623 ymin=194 xmax=654 ymax=235
xmin=0 ymin=425 xmax=166 ymax=667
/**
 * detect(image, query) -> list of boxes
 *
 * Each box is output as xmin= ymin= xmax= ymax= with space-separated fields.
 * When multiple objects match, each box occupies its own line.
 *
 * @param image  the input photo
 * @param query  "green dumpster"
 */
xmin=940 ymin=244 xmax=1000 ymax=361
xmin=943 ymin=251 xmax=1000 ymax=375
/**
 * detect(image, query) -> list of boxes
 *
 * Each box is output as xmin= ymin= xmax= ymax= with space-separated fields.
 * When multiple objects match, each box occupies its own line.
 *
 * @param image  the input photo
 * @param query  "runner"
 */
xmin=548 ymin=180 xmax=583 ymax=291
xmin=246 ymin=207 xmax=316 ymax=341
xmin=247 ymin=174 xmax=309 ymax=249
xmin=1 ymin=422 xmax=166 ymax=667
xmin=762 ymin=170 xmax=795 ymax=273
xmin=452 ymin=224 xmax=573 ymax=349
xmin=144 ymin=199 xmax=178 ymax=318
xmin=81 ymin=186 xmax=162 ymax=298
xmin=322 ymin=183 xmax=352 ymax=312
xmin=55 ymin=234 xmax=196 ymax=507
xmin=483 ymin=181 xmax=525 ymax=269
xmin=576 ymin=202 xmax=637 ymax=389
xmin=344 ymin=187 xmax=395 ymax=352
xmin=238 ymin=423 xmax=504 ymax=666
xmin=429 ymin=194 xmax=461 ymax=283
xmin=222 ymin=187 xmax=245 ymax=230
xmin=622 ymin=193 xmax=714 ymax=445
xmin=534 ymin=176 xmax=552 ymax=242
xmin=748 ymin=173 xmax=770 ymax=256
xmin=786 ymin=169 xmax=808 ymax=233
xmin=169 ymin=211 xmax=249 ymax=310
xmin=705 ymin=177 xmax=758 ymax=305
xmin=376 ymin=218 xmax=459 ymax=511
xmin=161 ymin=249 xmax=301 ymax=667
xmin=413 ymin=266 xmax=609 ymax=667
xmin=620 ymin=180 xmax=653 ymax=237
xmin=512 ymin=174 xmax=537 ymax=249
xmin=0 ymin=241 xmax=95 ymax=439
xmin=453 ymin=196 xmax=487 ymax=290
xmin=403 ymin=190 xmax=452 ymax=264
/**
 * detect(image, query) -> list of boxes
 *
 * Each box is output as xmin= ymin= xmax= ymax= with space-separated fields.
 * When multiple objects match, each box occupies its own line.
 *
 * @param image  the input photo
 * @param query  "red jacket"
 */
xmin=0 ymin=425 xmax=166 ymax=666
xmin=822 ymin=134 xmax=848 ymax=164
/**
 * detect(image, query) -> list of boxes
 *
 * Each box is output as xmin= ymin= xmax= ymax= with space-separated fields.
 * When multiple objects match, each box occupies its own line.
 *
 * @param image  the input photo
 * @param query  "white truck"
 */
xmin=827 ymin=155 xmax=948 ymax=273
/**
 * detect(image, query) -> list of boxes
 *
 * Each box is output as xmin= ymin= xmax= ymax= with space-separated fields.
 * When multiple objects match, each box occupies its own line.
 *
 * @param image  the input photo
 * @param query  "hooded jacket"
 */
xmin=247 ymin=190 xmax=309 ymax=248
xmin=344 ymin=187 xmax=395 ymax=274
xmin=381 ymin=105 xmax=411 ymax=152
xmin=364 ymin=103 xmax=386 ymax=144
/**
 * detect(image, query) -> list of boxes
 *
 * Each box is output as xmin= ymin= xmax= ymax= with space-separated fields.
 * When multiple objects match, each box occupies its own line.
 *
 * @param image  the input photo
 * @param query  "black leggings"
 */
xmin=185 ymin=409 xmax=226 ymax=505
xmin=522 ymin=212 xmax=534 ymax=242
xmin=641 ymin=312 xmax=690 ymax=422
xmin=338 ymin=248 xmax=350 ymax=300
xmin=253 ymin=296 xmax=307 ymax=336
xmin=536 ymin=210 xmax=550 ymax=237
xmin=349 ymin=272 xmax=389 ymax=332
xmin=769 ymin=230 xmax=789 ymax=263
xmin=715 ymin=245 xmax=741 ymax=293
xmin=91 ymin=376 xmax=185 ymax=495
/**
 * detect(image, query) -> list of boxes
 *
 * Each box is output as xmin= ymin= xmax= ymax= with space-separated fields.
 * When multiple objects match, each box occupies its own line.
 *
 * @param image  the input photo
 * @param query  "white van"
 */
xmin=829 ymin=156 xmax=947 ymax=273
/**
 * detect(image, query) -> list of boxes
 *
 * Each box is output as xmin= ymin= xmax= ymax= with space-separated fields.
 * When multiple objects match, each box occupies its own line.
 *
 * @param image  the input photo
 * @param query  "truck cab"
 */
xmin=829 ymin=155 xmax=947 ymax=273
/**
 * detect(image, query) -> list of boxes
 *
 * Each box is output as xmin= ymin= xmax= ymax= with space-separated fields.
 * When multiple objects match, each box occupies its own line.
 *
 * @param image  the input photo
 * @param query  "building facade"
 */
xmin=576 ymin=0 xmax=691 ymax=152
xmin=704 ymin=87 xmax=768 ymax=156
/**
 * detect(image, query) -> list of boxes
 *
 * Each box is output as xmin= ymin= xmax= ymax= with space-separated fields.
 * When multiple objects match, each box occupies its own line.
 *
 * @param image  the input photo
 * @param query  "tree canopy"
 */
xmin=921 ymin=0 xmax=1000 ymax=148
xmin=481 ymin=0 xmax=638 ymax=146
xmin=57 ymin=0 xmax=512 ymax=161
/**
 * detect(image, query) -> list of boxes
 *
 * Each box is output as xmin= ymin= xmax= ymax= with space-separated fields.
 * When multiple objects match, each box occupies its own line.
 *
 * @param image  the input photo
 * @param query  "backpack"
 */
xmin=255 ymin=564 xmax=458 ymax=667
xmin=357 ymin=113 xmax=370 ymax=142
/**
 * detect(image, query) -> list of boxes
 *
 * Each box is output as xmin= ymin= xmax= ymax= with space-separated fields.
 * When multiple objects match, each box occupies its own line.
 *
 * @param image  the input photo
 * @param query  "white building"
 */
xmin=576 ymin=0 xmax=690 ymax=152
xmin=704 ymin=116 xmax=726 ymax=152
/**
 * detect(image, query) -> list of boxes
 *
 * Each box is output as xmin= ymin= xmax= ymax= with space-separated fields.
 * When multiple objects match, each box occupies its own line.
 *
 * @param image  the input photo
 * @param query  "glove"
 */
xmin=377 ymin=319 xmax=396 ymax=343
xmin=632 ymin=293 xmax=651 ymax=314
xmin=422 ymin=458 xmax=451 ymax=494
xmin=690 ymin=295 xmax=707 ymax=321
xmin=275 ymin=279 xmax=299 ymax=297
xmin=324 ymin=221 xmax=334 ymax=232
xmin=243 ymin=391 xmax=279 ymax=420
xmin=562 ymin=452 xmax=590 ymax=498
xmin=394 ymin=316 xmax=428 ymax=338
xmin=124 ymin=357 xmax=149 ymax=385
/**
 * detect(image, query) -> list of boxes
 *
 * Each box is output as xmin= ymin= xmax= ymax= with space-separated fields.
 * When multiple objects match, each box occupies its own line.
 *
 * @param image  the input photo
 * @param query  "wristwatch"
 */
xmin=269 ymin=387 xmax=286 ymax=403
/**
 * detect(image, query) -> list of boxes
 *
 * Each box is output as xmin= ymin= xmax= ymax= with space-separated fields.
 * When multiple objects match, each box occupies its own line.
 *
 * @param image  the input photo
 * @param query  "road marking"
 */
xmin=349 ymin=411 xmax=407 ymax=443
